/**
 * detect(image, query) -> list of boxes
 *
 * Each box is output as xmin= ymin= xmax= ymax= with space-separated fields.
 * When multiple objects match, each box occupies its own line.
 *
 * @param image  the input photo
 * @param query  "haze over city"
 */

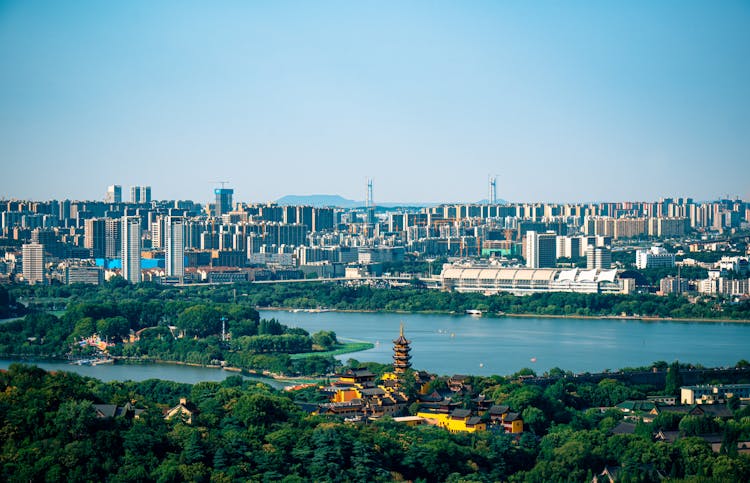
xmin=1 ymin=2 xmax=749 ymax=203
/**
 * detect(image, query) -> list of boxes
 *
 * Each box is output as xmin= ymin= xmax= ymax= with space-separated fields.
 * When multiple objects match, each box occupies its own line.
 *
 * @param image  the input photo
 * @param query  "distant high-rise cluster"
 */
xmin=0 ymin=186 xmax=747 ymax=292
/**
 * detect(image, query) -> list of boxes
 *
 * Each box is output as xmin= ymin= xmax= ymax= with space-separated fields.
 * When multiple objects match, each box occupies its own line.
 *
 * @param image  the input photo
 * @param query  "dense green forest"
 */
xmin=1 ymin=363 xmax=749 ymax=482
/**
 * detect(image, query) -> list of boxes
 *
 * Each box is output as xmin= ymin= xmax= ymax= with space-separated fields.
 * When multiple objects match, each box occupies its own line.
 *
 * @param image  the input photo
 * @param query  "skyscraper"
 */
xmin=121 ymin=216 xmax=141 ymax=283
xmin=526 ymin=230 xmax=557 ymax=268
xmin=214 ymin=188 xmax=233 ymax=217
xmin=106 ymin=185 xmax=122 ymax=203
xmin=150 ymin=216 xmax=165 ymax=249
xmin=22 ymin=242 xmax=45 ymax=285
xmin=84 ymin=218 xmax=106 ymax=258
xmin=130 ymin=186 xmax=141 ymax=203
xmin=165 ymin=216 xmax=185 ymax=277
xmin=105 ymin=218 xmax=121 ymax=258
xmin=130 ymin=186 xmax=151 ymax=204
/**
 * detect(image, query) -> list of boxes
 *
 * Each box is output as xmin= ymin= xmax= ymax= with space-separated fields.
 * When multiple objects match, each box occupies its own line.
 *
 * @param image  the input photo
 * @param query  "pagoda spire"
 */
xmin=392 ymin=324 xmax=412 ymax=375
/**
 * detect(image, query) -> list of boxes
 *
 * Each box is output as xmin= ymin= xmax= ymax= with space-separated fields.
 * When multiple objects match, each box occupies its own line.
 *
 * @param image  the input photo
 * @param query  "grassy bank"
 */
xmin=290 ymin=340 xmax=375 ymax=360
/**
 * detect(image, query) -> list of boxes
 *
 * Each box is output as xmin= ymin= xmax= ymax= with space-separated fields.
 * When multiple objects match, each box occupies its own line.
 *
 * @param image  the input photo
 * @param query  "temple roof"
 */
xmin=393 ymin=324 xmax=411 ymax=345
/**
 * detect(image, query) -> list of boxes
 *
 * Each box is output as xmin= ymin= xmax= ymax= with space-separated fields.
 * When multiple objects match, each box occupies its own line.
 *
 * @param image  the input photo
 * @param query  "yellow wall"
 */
xmin=507 ymin=419 xmax=523 ymax=433
xmin=416 ymin=412 xmax=485 ymax=433
xmin=332 ymin=389 xmax=360 ymax=403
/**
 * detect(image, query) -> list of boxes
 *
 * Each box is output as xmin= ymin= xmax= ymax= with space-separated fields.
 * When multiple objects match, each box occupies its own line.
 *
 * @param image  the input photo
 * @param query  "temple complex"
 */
xmin=299 ymin=325 xmax=524 ymax=434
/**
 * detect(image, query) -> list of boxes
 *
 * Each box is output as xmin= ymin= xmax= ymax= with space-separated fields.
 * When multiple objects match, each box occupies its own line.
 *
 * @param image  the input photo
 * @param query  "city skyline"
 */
xmin=1 ymin=2 xmax=749 ymax=203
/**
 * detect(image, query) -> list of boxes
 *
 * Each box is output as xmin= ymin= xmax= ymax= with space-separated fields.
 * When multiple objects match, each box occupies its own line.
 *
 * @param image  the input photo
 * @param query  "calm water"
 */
xmin=262 ymin=310 xmax=750 ymax=376
xmin=0 ymin=359 xmax=286 ymax=389
xmin=3 ymin=312 xmax=748 ymax=383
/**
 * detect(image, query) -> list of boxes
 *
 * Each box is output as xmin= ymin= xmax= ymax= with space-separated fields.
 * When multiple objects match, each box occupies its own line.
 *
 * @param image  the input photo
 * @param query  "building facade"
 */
xmin=214 ymin=188 xmax=234 ymax=217
xmin=22 ymin=242 xmax=44 ymax=284
xmin=121 ymin=216 xmax=142 ymax=283
xmin=165 ymin=216 xmax=185 ymax=277
xmin=586 ymin=246 xmax=612 ymax=269
xmin=636 ymin=246 xmax=675 ymax=269
xmin=526 ymin=231 xmax=556 ymax=268
xmin=106 ymin=185 xmax=122 ymax=203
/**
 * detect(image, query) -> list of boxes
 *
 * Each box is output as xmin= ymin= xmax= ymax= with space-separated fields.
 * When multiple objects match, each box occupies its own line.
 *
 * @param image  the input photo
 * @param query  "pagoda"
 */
xmin=392 ymin=324 xmax=412 ymax=375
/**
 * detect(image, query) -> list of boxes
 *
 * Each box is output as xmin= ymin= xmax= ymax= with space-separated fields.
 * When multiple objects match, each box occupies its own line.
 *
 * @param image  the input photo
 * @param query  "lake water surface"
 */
xmin=3 ymin=311 xmax=748 ymax=383
xmin=0 ymin=359 xmax=286 ymax=388
xmin=262 ymin=310 xmax=750 ymax=376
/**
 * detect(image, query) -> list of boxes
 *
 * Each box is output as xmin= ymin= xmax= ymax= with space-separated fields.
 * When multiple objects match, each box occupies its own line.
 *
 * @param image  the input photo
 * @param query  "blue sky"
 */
xmin=1 ymin=1 xmax=749 ymax=204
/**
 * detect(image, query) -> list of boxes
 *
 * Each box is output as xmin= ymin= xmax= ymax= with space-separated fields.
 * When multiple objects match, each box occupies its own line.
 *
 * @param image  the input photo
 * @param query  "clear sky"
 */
xmin=1 ymin=1 xmax=749 ymax=204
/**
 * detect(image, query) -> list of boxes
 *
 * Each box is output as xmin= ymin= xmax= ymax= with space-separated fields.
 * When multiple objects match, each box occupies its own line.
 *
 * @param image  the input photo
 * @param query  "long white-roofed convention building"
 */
xmin=440 ymin=263 xmax=628 ymax=295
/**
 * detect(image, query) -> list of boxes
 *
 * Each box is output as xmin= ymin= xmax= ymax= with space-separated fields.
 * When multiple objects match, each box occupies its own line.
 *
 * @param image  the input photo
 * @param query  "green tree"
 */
xmin=665 ymin=360 xmax=682 ymax=395
xmin=311 ymin=330 xmax=337 ymax=350
xmin=176 ymin=305 xmax=222 ymax=338
xmin=96 ymin=316 xmax=130 ymax=342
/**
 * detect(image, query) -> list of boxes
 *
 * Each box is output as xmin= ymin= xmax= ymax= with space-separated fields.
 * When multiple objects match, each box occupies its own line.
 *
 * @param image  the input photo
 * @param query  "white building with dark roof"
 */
xmin=441 ymin=263 xmax=626 ymax=295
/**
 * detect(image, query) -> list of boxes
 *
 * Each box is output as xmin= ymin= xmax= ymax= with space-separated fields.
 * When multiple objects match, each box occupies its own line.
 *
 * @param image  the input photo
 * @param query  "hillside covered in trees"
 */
xmin=1 ymin=363 xmax=750 ymax=482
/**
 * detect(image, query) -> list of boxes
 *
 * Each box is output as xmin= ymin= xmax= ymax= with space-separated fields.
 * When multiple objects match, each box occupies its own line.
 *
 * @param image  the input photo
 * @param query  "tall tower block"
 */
xmin=165 ymin=216 xmax=185 ymax=277
xmin=488 ymin=175 xmax=497 ymax=205
xmin=392 ymin=324 xmax=412 ymax=375
xmin=121 ymin=216 xmax=142 ymax=283
xmin=366 ymin=177 xmax=375 ymax=225
xmin=214 ymin=182 xmax=234 ymax=218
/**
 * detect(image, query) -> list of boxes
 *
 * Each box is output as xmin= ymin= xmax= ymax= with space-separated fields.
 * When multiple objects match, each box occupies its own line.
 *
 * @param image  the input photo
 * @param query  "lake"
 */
xmin=3 ymin=311 xmax=748 ymax=383
xmin=261 ymin=310 xmax=750 ymax=376
xmin=0 ymin=359 xmax=286 ymax=389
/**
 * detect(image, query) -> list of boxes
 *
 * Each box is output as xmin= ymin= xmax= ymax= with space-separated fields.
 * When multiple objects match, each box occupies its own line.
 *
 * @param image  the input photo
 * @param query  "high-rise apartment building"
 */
xmin=106 ymin=185 xmax=122 ymax=203
xmin=150 ymin=216 xmax=165 ymax=249
xmin=526 ymin=230 xmax=556 ymax=268
xmin=130 ymin=186 xmax=140 ymax=203
xmin=84 ymin=218 xmax=106 ymax=258
xmin=556 ymin=235 xmax=581 ymax=259
xmin=130 ymin=186 xmax=152 ymax=204
xmin=105 ymin=218 xmax=121 ymax=258
xmin=586 ymin=245 xmax=612 ymax=269
xmin=165 ymin=216 xmax=185 ymax=277
xmin=121 ymin=216 xmax=142 ymax=283
xmin=22 ymin=242 xmax=45 ymax=285
xmin=214 ymin=188 xmax=233 ymax=217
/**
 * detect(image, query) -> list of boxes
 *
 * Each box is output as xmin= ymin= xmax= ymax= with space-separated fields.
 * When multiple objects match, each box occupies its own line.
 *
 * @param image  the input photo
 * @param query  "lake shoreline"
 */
xmin=0 ymin=355 xmax=326 ymax=386
xmin=258 ymin=306 xmax=750 ymax=324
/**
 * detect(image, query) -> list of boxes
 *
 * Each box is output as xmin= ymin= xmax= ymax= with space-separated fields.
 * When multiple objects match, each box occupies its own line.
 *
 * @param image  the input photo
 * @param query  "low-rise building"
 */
xmin=441 ymin=263 xmax=627 ymax=295
xmin=635 ymin=246 xmax=675 ymax=269
xmin=659 ymin=276 xmax=688 ymax=295
xmin=416 ymin=408 xmax=487 ymax=433
xmin=680 ymin=384 xmax=750 ymax=405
